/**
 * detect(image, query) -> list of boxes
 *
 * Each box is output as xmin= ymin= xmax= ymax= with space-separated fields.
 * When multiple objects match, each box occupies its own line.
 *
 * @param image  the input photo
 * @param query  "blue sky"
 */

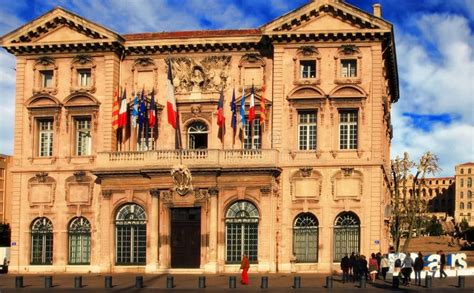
xmin=0 ymin=0 xmax=473 ymax=176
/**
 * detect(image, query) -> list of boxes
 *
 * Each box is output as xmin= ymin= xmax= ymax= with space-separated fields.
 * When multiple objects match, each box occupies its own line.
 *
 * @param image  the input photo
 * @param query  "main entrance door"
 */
xmin=170 ymin=208 xmax=201 ymax=268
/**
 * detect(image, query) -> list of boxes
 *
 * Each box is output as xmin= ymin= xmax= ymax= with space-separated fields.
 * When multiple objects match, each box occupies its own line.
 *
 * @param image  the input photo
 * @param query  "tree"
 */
xmin=390 ymin=151 xmax=440 ymax=252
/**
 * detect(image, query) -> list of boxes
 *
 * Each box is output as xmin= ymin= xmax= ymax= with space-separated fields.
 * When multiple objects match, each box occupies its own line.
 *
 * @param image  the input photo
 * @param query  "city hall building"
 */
xmin=0 ymin=0 xmax=398 ymax=273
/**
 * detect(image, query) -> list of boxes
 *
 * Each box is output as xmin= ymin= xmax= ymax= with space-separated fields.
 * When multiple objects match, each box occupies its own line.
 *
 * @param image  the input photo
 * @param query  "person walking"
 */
xmin=439 ymin=250 xmax=448 ymax=279
xmin=341 ymin=254 xmax=350 ymax=283
xmin=349 ymin=252 xmax=355 ymax=281
xmin=380 ymin=254 xmax=390 ymax=280
xmin=240 ymin=253 xmax=250 ymax=285
xmin=414 ymin=252 xmax=424 ymax=286
xmin=368 ymin=253 xmax=379 ymax=282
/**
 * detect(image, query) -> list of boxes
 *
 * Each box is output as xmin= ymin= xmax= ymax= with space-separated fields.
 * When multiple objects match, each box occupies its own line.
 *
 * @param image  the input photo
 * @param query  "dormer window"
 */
xmin=77 ymin=69 xmax=92 ymax=87
xmin=300 ymin=60 xmax=316 ymax=79
xmin=40 ymin=70 xmax=54 ymax=88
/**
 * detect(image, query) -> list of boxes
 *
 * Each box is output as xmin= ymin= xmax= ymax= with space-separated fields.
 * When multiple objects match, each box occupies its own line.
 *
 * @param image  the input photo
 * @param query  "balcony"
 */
xmin=95 ymin=149 xmax=280 ymax=171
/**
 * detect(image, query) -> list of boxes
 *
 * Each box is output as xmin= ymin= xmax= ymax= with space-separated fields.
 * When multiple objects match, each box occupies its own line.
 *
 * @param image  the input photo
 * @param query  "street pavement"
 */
xmin=0 ymin=273 xmax=473 ymax=292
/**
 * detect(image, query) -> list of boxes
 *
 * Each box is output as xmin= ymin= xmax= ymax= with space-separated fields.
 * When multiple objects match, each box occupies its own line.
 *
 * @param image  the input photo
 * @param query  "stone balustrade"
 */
xmin=96 ymin=149 xmax=279 ymax=169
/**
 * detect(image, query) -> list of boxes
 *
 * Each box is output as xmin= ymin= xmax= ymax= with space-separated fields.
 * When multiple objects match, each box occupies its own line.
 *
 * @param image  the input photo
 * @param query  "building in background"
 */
xmin=0 ymin=154 xmax=11 ymax=224
xmin=455 ymin=162 xmax=474 ymax=225
xmin=0 ymin=0 xmax=398 ymax=273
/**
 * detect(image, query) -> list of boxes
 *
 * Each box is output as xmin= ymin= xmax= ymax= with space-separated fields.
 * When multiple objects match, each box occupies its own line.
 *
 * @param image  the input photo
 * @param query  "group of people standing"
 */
xmin=340 ymin=252 xmax=391 ymax=283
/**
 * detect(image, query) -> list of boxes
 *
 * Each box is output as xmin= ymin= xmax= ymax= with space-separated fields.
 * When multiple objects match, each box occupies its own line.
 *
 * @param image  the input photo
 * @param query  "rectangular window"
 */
xmin=339 ymin=110 xmax=358 ymax=150
xmin=75 ymin=118 xmax=91 ymax=156
xmin=298 ymin=111 xmax=317 ymax=150
xmin=38 ymin=119 xmax=54 ymax=157
xmin=137 ymin=127 xmax=155 ymax=151
xmin=40 ymin=70 xmax=54 ymax=88
xmin=77 ymin=69 xmax=92 ymax=87
xmin=341 ymin=59 xmax=357 ymax=78
xmin=244 ymin=118 xmax=261 ymax=150
xmin=300 ymin=60 xmax=316 ymax=79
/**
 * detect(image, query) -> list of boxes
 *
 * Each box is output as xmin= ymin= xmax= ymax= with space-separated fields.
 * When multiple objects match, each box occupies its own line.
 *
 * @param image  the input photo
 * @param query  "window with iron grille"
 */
xmin=31 ymin=217 xmax=53 ymax=265
xmin=341 ymin=59 xmax=357 ymax=77
xmin=243 ymin=118 xmax=261 ymax=149
xmin=339 ymin=110 xmax=358 ymax=150
xmin=38 ymin=119 xmax=54 ymax=157
xmin=293 ymin=213 xmax=319 ymax=262
xmin=68 ymin=217 xmax=91 ymax=264
xmin=115 ymin=204 xmax=146 ymax=265
xmin=75 ymin=118 xmax=91 ymax=156
xmin=298 ymin=111 xmax=317 ymax=150
xmin=333 ymin=212 xmax=360 ymax=261
xmin=225 ymin=201 xmax=259 ymax=263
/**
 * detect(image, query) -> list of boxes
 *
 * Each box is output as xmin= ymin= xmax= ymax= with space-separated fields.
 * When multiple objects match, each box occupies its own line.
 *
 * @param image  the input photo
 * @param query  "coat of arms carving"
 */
xmin=171 ymin=165 xmax=193 ymax=196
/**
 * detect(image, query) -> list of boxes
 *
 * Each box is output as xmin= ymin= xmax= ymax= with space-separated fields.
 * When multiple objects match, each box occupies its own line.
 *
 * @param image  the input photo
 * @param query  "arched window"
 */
xmin=468 ymin=203 xmax=472 ymax=210
xmin=225 ymin=200 xmax=259 ymax=263
xmin=115 ymin=204 xmax=147 ymax=265
xmin=68 ymin=217 xmax=91 ymax=264
xmin=31 ymin=217 xmax=53 ymax=265
xmin=468 ymin=191 xmax=472 ymax=198
xmin=333 ymin=212 xmax=360 ymax=261
xmin=461 ymin=192 xmax=464 ymax=198
xmin=460 ymin=202 xmax=465 ymax=209
xmin=468 ymin=178 xmax=472 ymax=188
xmin=293 ymin=213 xmax=319 ymax=263
xmin=188 ymin=121 xmax=208 ymax=149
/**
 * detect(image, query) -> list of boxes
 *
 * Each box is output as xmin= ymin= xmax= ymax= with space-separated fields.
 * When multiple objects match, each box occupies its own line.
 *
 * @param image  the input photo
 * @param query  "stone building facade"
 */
xmin=455 ymin=163 xmax=474 ymax=225
xmin=0 ymin=0 xmax=398 ymax=273
xmin=0 ymin=154 xmax=11 ymax=223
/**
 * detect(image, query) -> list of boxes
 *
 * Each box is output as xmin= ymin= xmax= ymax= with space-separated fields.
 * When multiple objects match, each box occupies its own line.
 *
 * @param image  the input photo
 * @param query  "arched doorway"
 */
xmin=333 ymin=212 xmax=360 ymax=261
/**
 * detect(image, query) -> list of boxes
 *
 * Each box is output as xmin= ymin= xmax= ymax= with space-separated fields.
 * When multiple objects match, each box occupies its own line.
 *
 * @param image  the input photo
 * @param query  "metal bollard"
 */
xmin=229 ymin=276 xmax=236 ymax=289
xmin=166 ymin=276 xmax=174 ymax=289
xmin=74 ymin=276 xmax=82 ymax=288
xmin=105 ymin=276 xmax=113 ymax=288
xmin=458 ymin=275 xmax=465 ymax=288
xmin=326 ymin=276 xmax=333 ymax=288
xmin=198 ymin=276 xmax=206 ymax=288
xmin=45 ymin=276 xmax=53 ymax=288
xmin=359 ymin=277 xmax=366 ymax=288
xmin=293 ymin=276 xmax=301 ymax=288
xmin=425 ymin=275 xmax=432 ymax=288
xmin=392 ymin=274 xmax=399 ymax=288
xmin=15 ymin=276 xmax=23 ymax=288
xmin=135 ymin=276 xmax=143 ymax=289
xmin=261 ymin=276 xmax=268 ymax=289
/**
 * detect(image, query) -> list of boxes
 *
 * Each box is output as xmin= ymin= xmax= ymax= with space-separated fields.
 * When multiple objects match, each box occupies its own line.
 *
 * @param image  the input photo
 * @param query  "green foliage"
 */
xmin=425 ymin=218 xmax=444 ymax=236
xmin=460 ymin=218 xmax=470 ymax=232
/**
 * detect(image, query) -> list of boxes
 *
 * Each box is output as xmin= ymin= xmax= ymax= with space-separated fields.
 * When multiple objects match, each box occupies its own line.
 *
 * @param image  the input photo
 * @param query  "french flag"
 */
xmin=248 ymin=85 xmax=255 ymax=123
xmin=166 ymin=59 xmax=177 ymax=129
xmin=118 ymin=88 xmax=128 ymax=128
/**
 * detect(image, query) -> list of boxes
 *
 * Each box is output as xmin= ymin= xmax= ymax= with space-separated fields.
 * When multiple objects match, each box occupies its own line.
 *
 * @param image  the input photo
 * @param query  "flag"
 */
xmin=167 ymin=59 xmax=177 ymax=129
xmin=230 ymin=88 xmax=237 ymax=144
xmin=137 ymin=90 xmax=147 ymax=146
xmin=148 ymin=88 xmax=156 ymax=128
xmin=239 ymin=87 xmax=246 ymax=142
xmin=131 ymin=91 xmax=139 ymax=128
xmin=118 ymin=88 xmax=128 ymax=128
xmin=217 ymin=89 xmax=225 ymax=143
xmin=248 ymin=85 xmax=255 ymax=124
xmin=111 ymin=87 xmax=119 ymax=131
xmin=260 ymin=85 xmax=266 ymax=130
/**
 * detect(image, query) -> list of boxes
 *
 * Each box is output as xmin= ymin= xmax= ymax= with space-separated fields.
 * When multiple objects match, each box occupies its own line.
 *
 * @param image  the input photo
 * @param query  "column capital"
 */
xmin=150 ymin=188 xmax=160 ymax=198
xmin=208 ymin=186 xmax=219 ymax=197
xmin=102 ymin=190 xmax=112 ymax=200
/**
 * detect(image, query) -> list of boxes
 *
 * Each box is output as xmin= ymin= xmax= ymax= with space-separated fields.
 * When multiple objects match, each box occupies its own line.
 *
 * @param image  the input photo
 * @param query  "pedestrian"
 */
xmin=349 ymin=252 xmax=355 ymax=281
xmin=360 ymin=255 xmax=368 ymax=281
xmin=380 ymin=254 xmax=390 ymax=280
xmin=439 ymin=250 xmax=448 ymax=279
xmin=368 ymin=253 xmax=379 ymax=282
xmin=401 ymin=253 xmax=413 ymax=286
xmin=375 ymin=252 xmax=382 ymax=279
xmin=414 ymin=252 xmax=424 ymax=286
xmin=341 ymin=254 xmax=350 ymax=283
xmin=240 ymin=253 xmax=250 ymax=285
xmin=353 ymin=254 xmax=360 ymax=282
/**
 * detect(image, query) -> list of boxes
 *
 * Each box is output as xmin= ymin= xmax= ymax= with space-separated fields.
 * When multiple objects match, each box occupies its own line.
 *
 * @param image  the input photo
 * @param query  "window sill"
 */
xmin=28 ymin=156 xmax=57 ymax=165
xmin=67 ymin=155 xmax=95 ymax=164
xmin=33 ymin=87 xmax=57 ymax=95
xmin=334 ymin=78 xmax=361 ymax=85
xmin=70 ymin=86 xmax=96 ymax=94
xmin=294 ymin=78 xmax=320 ymax=85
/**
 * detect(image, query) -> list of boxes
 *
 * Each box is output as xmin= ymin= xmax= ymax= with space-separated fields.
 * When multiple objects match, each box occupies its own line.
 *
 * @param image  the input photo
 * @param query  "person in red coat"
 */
xmin=240 ymin=253 xmax=250 ymax=285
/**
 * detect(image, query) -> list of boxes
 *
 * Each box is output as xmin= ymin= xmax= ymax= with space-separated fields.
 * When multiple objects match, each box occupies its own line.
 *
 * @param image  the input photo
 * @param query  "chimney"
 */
xmin=373 ymin=3 xmax=382 ymax=17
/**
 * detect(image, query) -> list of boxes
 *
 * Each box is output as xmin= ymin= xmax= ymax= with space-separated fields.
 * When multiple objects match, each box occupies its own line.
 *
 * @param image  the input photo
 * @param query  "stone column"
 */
xmin=205 ymin=187 xmax=219 ymax=273
xmin=147 ymin=189 xmax=160 ymax=272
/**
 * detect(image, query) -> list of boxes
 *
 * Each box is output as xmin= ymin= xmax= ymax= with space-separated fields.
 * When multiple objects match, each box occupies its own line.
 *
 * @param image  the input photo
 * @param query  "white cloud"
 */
xmin=0 ymin=50 xmax=16 ymax=155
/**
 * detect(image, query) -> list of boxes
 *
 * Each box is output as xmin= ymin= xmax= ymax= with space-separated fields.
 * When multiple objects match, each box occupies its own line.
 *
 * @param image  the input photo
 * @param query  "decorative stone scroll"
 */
xmin=171 ymin=165 xmax=193 ymax=196
xmin=168 ymin=56 xmax=231 ymax=94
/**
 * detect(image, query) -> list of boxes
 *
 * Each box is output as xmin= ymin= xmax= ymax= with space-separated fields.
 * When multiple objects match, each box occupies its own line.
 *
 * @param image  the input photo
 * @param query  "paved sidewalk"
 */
xmin=0 ymin=273 xmax=472 ymax=292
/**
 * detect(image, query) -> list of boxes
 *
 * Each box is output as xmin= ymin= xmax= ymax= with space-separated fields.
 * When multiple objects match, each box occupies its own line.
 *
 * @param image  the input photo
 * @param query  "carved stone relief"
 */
xmin=171 ymin=165 xmax=193 ymax=196
xmin=28 ymin=173 xmax=56 ymax=206
xmin=168 ymin=56 xmax=231 ymax=94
